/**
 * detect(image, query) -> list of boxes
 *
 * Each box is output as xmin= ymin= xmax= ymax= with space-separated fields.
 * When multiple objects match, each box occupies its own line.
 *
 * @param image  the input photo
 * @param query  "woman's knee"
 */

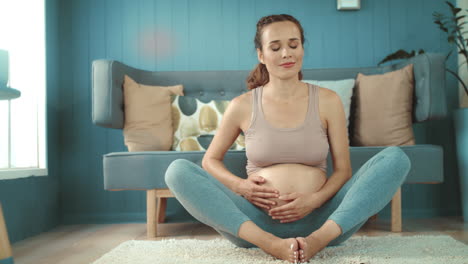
xmin=165 ymin=159 xmax=195 ymax=187
xmin=384 ymin=146 xmax=411 ymax=172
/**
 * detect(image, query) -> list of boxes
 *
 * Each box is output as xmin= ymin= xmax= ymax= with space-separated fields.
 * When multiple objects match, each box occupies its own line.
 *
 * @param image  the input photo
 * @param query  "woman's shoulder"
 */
xmin=312 ymin=84 xmax=339 ymax=104
xmin=221 ymin=90 xmax=254 ymax=123
xmin=309 ymin=84 xmax=342 ymax=121
xmin=230 ymin=89 xmax=254 ymax=109
xmin=223 ymin=90 xmax=254 ymax=131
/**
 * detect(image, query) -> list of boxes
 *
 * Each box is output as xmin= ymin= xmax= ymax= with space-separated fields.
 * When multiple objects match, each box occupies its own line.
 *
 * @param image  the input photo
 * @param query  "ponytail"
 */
xmin=246 ymin=63 xmax=269 ymax=90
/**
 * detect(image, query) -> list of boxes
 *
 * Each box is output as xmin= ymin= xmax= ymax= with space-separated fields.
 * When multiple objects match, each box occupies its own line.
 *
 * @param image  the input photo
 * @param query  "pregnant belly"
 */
xmin=248 ymin=163 xmax=327 ymax=212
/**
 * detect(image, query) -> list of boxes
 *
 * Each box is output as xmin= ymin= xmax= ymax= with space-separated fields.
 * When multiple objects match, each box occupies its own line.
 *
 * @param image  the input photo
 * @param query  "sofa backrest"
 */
xmin=92 ymin=53 xmax=447 ymax=129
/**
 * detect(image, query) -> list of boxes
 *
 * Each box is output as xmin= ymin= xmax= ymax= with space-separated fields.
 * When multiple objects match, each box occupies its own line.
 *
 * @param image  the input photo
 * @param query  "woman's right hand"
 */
xmin=235 ymin=176 xmax=280 ymax=210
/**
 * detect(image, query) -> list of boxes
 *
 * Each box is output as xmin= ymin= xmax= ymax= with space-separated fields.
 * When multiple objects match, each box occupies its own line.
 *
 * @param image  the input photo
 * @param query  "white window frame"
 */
xmin=0 ymin=0 xmax=47 ymax=180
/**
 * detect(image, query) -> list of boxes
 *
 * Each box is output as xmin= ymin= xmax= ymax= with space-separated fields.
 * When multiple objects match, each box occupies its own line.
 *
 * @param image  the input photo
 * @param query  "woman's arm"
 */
xmin=314 ymin=170 xmax=351 ymax=205
xmin=202 ymin=95 xmax=246 ymax=191
xmin=203 ymin=93 xmax=280 ymax=209
xmin=314 ymin=89 xmax=352 ymax=205
xmin=202 ymin=158 xmax=243 ymax=192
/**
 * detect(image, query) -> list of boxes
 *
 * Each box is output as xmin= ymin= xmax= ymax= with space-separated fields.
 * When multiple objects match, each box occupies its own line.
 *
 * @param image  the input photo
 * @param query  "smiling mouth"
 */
xmin=280 ymin=62 xmax=295 ymax=68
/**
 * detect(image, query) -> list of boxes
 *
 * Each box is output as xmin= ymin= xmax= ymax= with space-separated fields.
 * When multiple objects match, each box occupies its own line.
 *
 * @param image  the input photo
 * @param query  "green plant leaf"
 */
xmin=446 ymin=1 xmax=462 ymax=15
xmin=455 ymin=15 xmax=465 ymax=22
xmin=446 ymin=1 xmax=454 ymax=9
xmin=458 ymin=21 xmax=468 ymax=28
xmin=434 ymin=16 xmax=450 ymax=32
xmin=377 ymin=49 xmax=423 ymax=66
xmin=445 ymin=49 xmax=453 ymax=61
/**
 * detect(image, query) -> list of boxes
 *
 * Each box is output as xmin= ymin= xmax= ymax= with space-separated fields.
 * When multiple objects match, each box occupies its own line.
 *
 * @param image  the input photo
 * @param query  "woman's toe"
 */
xmin=296 ymin=237 xmax=308 ymax=262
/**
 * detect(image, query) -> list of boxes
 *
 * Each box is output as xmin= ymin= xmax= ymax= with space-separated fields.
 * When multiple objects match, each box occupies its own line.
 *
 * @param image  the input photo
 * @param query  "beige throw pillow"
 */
xmin=123 ymin=75 xmax=184 ymax=151
xmin=351 ymin=64 xmax=415 ymax=146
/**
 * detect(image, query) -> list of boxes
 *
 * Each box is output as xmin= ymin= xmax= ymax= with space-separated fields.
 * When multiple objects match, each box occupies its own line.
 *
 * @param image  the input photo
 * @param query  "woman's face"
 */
xmin=257 ymin=21 xmax=304 ymax=80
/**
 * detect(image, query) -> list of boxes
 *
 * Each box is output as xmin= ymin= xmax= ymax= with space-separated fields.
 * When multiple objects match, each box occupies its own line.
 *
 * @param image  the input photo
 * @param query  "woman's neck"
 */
xmin=263 ymin=77 xmax=306 ymax=102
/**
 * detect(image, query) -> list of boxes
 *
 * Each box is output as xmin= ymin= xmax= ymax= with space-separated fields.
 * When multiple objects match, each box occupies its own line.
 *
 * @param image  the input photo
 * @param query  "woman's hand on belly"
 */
xmin=268 ymin=192 xmax=323 ymax=223
xmin=235 ymin=175 xmax=280 ymax=210
xmin=249 ymin=163 xmax=327 ymax=222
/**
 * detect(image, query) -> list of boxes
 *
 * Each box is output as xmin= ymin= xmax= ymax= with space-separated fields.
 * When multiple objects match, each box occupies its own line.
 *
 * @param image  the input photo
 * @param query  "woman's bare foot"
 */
xmin=260 ymin=237 xmax=299 ymax=263
xmin=296 ymin=234 xmax=328 ymax=263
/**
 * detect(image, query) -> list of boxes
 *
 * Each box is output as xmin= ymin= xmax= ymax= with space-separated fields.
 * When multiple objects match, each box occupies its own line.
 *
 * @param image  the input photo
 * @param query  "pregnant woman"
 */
xmin=165 ymin=14 xmax=411 ymax=263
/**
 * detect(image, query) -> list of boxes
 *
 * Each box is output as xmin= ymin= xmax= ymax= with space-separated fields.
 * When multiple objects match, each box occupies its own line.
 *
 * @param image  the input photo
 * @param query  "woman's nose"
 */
xmin=281 ymin=48 xmax=291 ymax=58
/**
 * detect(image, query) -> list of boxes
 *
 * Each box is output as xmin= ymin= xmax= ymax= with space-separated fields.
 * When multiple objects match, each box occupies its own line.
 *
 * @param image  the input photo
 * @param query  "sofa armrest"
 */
xmin=388 ymin=53 xmax=447 ymax=122
xmin=92 ymin=60 xmax=142 ymax=129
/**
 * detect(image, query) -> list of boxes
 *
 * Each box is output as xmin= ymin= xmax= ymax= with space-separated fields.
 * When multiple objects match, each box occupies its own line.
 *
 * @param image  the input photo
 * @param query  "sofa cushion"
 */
xmin=302 ymin=79 xmax=355 ymax=130
xmin=123 ymin=75 xmax=184 ymax=151
xmin=351 ymin=64 xmax=415 ymax=146
xmin=171 ymin=95 xmax=245 ymax=151
xmin=103 ymin=145 xmax=443 ymax=190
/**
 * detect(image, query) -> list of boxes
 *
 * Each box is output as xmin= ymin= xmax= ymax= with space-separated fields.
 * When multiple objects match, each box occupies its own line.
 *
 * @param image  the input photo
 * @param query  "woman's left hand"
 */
xmin=268 ymin=192 xmax=322 ymax=223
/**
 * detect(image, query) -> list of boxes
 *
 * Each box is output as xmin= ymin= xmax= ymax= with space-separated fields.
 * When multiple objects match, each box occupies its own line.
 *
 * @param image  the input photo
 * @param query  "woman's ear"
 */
xmin=256 ymin=48 xmax=264 ymax=64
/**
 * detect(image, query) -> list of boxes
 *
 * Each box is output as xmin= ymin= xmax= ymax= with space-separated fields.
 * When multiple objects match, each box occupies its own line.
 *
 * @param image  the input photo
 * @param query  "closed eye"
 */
xmin=272 ymin=45 xmax=298 ymax=52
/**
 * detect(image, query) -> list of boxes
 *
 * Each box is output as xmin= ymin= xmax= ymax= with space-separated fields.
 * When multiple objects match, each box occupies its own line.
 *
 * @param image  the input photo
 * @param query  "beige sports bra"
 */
xmin=244 ymin=83 xmax=329 ymax=175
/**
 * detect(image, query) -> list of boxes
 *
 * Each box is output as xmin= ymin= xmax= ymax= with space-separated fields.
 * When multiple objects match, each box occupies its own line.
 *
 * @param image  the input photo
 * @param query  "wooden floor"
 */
xmin=10 ymin=216 xmax=468 ymax=264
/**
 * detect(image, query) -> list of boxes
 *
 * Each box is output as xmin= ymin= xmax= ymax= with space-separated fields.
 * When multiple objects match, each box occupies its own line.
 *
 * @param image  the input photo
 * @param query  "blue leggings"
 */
xmin=165 ymin=146 xmax=411 ymax=248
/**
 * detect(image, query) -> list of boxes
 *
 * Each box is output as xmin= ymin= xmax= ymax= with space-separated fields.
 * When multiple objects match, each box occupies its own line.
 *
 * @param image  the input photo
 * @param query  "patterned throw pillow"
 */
xmin=171 ymin=95 xmax=245 ymax=151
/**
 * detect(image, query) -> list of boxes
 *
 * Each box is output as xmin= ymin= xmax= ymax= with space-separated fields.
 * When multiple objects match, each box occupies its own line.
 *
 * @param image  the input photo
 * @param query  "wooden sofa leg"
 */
xmin=147 ymin=189 xmax=157 ymax=238
xmin=391 ymin=187 xmax=402 ymax=232
xmin=157 ymin=197 xmax=167 ymax=223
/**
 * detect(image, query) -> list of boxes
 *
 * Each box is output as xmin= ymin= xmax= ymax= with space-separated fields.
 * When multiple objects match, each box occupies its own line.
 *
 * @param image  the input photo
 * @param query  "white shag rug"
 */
xmin=92 ymin=235 xmax=468 ymax=264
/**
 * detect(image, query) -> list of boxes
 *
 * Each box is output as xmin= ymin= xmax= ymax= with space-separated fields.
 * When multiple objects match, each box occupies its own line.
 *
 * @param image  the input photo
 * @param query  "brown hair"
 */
xmin=246 ymin=14 xmax=305 ymax=90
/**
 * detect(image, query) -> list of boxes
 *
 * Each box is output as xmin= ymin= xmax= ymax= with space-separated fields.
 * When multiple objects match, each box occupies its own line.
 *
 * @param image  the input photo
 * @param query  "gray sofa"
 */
xmin=92 ymin=53 xmax=447 ymax=238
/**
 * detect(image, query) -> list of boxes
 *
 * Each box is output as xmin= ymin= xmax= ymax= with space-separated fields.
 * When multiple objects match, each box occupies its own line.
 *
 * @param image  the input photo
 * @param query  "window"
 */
xmin=0 ymin=0 xmax=47 ymax=179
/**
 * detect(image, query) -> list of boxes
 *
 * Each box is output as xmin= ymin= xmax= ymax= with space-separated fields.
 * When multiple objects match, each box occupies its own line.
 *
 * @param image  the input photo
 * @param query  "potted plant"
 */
xmin=378 ymin=1 xmax=468 ymax=222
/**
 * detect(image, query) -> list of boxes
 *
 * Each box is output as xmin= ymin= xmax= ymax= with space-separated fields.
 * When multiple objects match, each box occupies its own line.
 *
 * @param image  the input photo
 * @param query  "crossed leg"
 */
xmin=165 ymin=146 xmax=411 ymax=263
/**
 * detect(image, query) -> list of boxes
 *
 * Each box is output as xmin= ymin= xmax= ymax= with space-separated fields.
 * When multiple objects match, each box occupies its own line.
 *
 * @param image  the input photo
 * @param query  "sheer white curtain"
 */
xmin=0 ymin=0 xmax=46 ymax=177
